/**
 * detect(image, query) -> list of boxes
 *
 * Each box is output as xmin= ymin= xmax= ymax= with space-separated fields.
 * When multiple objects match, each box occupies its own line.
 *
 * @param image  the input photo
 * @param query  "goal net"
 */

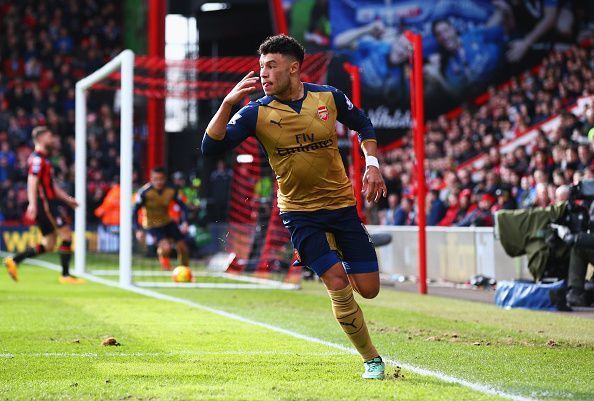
xmin=74 ymin=50 xmax=331 ymax=290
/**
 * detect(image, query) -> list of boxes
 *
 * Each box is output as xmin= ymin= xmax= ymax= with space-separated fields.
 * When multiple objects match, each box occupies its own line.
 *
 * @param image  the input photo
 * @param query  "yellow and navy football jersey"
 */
xmin=202 ymin=83 xmax=376 ymax=212
xmin=133 ymin=183 xmax=187 ymax=229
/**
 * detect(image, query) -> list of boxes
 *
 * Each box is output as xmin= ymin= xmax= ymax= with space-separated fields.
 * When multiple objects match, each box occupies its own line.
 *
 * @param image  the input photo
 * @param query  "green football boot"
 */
xmin=362 ymin=356 xmax=385 ymax=379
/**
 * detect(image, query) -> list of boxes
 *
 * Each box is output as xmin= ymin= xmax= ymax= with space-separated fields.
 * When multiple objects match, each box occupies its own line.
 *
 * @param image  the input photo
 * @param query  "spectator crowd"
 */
xmin=0 ymin=0 xmax=124 ymax=224
xmin=375 ymin=45 xmax=594 ymax=227
xmin=1 ymin=1 xmax=593 ymax=232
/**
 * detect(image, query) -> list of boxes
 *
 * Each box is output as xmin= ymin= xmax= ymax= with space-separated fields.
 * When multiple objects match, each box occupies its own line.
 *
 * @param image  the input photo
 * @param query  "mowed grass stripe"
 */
xmin=6 ymin=259 xmax=549 ymax=401
xmin=1 ymin=264 xmax=508 ymax=401
xmin=158 ymin=283 xmax=594 ymax=400
xmin=6 ymin=255 xmax=594 ymax=400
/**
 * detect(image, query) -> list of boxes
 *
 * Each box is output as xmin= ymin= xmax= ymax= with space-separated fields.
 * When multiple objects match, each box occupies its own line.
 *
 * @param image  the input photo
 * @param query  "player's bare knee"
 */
xmin=43 ymin=238 xmax=56 ymax=252
xmin=359 ymin=286 xmax=380 ymax=299
xmin=324 ymin=274 xmax=350 ymax=291
xmin=158 ymin=240 xmax=171 ymax=254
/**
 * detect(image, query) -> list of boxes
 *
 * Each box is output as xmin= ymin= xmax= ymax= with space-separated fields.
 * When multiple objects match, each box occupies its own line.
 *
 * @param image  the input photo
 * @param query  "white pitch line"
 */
xmin=90 ymin=270 xmax=225 ymax=277
xmin=15 ymin=256 xmax=537 ymax=401
xmin=136 ymin=281 xmax=299 ymax=290
xmin=89 ymin=269 xmax=300 ymax=290
xmin=0 ymin=351 xmax=346 ymax=358
xmin=89 ymin=270 xmax=233 ymax=277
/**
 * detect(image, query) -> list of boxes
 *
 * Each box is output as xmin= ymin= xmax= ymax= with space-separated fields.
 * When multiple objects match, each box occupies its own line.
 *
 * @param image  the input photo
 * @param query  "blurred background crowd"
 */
xmin=0 ymin=0 xmax=125 ymax=224
xmin=0 ymin=0 xmax=593 ymax=232
xmin=374 ymin=45 xmax=594 ymax=227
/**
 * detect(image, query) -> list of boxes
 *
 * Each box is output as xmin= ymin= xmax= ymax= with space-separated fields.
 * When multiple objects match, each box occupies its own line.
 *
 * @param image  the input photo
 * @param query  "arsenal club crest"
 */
xmin=317 ymin=105 xmax=328 ymax=121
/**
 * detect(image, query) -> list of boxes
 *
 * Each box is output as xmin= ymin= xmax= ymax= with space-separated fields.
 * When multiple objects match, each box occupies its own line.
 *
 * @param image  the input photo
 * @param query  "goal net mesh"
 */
xmin=76 ymin=50 xmax=331 ymax=289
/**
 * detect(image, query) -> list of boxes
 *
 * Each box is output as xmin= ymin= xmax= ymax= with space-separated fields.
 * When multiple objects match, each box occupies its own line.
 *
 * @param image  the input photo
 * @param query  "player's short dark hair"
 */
xmin=31 ymin=126 xmax=51 ymax=142
xmin=258 ymin=34 xmax=305 ymax=65
xmin=151 ymin=166 xmax=166 ymax=175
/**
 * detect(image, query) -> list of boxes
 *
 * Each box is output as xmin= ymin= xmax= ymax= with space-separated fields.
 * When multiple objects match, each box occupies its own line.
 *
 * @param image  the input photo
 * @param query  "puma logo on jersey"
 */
xmin=228 ymin=113 xmax=242 ymax=125
xmin=344 ymin=94 xmax=354 ymax=110
xmin=340 ymin=318 xmax=357 ymax=329
xmin=270 ymin=118 xmax=283 ymax=128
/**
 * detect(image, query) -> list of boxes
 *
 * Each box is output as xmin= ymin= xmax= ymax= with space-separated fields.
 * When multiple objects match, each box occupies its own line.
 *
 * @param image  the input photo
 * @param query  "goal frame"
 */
xmin=74 ymin=49 xmax=135 ymax=286
xmin=74 ymin=49 xmax=300 ymax=290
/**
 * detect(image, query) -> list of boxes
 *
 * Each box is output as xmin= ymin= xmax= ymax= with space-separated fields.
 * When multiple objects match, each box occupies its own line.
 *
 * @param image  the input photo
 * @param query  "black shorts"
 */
xmin=146 ymin=221 xmax=184 ymax=242
xmin=281 ymin=206 xmax=379 ymax=277
xmin=37 ymin=200 xmax=68 ymax=236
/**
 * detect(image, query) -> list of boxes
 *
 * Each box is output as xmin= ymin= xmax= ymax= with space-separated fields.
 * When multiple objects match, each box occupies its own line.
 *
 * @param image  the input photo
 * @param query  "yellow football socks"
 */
xmin=327 ymin=284 xmax=378 ymax=361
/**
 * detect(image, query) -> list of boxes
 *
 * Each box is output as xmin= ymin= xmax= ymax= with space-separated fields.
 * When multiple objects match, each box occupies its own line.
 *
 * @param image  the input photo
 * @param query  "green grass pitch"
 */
xmin=1 ymin=257 xmax=593 ymax=400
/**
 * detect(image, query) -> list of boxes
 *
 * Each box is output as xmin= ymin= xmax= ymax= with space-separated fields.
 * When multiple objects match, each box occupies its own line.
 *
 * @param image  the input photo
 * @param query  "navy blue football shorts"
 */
xmin=281 ymin=206 xmax=379 ymax=277
xmin=146 ymin=221 xmax=184 ymax=242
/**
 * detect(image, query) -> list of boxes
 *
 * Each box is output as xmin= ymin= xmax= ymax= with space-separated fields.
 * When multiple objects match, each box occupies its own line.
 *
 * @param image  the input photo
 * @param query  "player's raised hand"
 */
xmin=362 ymin=166 xmax=387 ymax=203
xmin=223 ymin=71 xmax=259 ymax=106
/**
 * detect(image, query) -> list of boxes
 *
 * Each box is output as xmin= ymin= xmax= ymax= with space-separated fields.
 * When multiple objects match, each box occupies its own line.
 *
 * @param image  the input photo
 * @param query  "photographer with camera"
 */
xmin=564 ymin=245 xmax=594 ymax=306
xmin=498 ymin=181 xmax=594 ymax=309
xmin=554 ymin=183 xmax=594 ymax=307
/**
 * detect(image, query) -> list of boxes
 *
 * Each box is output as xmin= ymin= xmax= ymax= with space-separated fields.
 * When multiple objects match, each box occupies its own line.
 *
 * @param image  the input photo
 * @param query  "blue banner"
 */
xmin=285 ymin=0 xmax=589 ymax=146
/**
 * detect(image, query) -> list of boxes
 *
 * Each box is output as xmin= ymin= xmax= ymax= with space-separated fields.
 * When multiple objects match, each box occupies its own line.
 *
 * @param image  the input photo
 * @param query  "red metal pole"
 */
xmin=405 ymin=31 xmax=427 ymax=295
xmin=343 ymin=63 xmax=365 ymax=222
xmin=414 ymin=34 xmax=427 ymax=295
xmin=147 ymin=0 xmax=166 ymax=178
xmin=270 ymin=0 xmax=289 ymax=35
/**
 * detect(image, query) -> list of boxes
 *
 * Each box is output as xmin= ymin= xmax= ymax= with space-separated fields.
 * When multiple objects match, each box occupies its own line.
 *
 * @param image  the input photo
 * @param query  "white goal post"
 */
xmin=73 ymin=49 xmax=299 ymax=290
xmin=74 ymin=49 xmax=134 ymax=287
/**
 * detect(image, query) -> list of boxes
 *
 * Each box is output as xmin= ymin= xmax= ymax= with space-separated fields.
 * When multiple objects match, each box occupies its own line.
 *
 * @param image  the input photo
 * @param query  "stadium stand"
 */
xmin=1 ymin=0 xmax=593 ymax=237
xmin=0 ymin=0 xmax=125 ymax=225
xmin=377 ymin=45 xmax=594 ymax=227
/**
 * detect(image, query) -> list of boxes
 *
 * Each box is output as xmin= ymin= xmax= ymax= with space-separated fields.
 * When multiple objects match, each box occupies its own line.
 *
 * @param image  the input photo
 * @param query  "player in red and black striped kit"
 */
xmin=4 ymin=126 xmax=85 ymax=284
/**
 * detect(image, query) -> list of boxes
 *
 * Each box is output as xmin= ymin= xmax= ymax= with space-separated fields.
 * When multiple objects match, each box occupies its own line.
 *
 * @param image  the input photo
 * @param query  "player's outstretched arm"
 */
xmin=201 ymin=71 xmax=259 ymax=156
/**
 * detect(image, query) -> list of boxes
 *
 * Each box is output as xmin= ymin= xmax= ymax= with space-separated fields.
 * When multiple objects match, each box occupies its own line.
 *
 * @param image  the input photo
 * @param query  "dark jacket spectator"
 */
xmin=0 ymin=0 xmax=123 ymax=221
xmin=383 ymin=194 xmax=400 ymax=225
xmin=394 ymin=197 xmax=416 ymax=226
xmin=427 ymin=189 xmax=447 ymax=225
xmin=457 ymin=193 xmax=495 ymax=227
